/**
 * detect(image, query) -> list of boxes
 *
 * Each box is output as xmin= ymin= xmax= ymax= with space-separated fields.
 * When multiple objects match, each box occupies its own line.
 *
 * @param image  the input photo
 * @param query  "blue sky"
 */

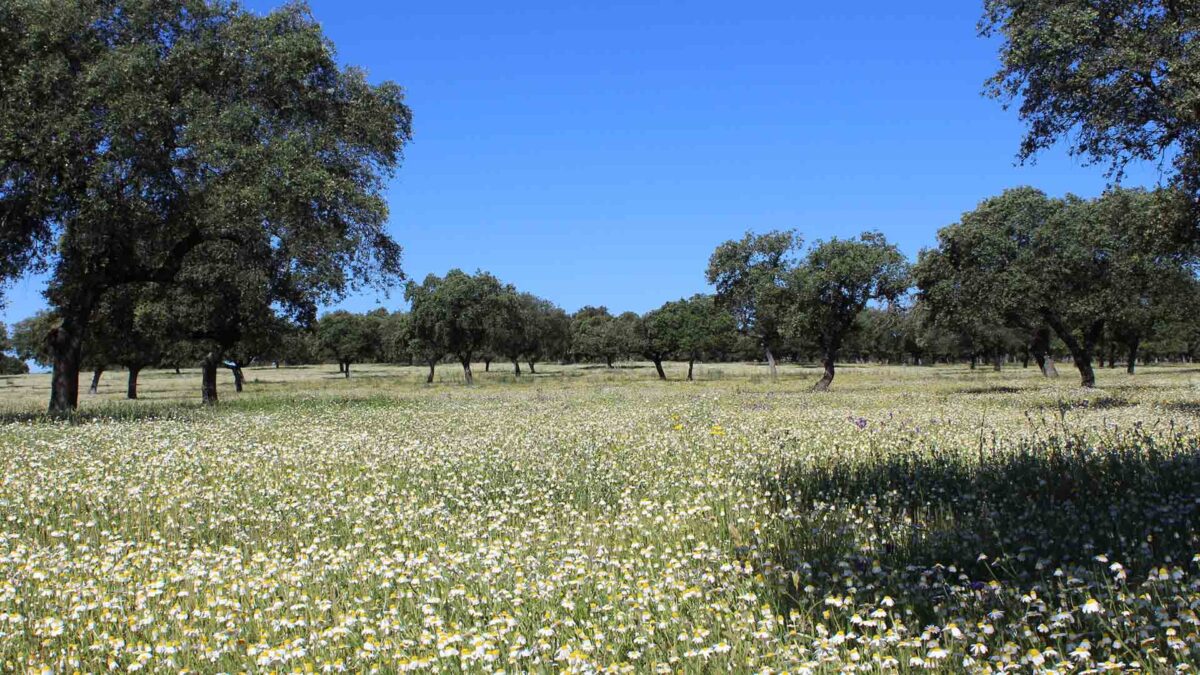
xmin=1 ymin=1 xmax=1168 ymax=324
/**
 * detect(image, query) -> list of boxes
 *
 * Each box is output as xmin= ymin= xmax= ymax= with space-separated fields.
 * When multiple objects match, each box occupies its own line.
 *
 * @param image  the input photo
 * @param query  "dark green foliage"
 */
xmin=0 ymin=323 xmax=28 ymax=375
xmin=636 ymin=295 xmax=737 ymax=380
xmin=0 ymin=0 xmax=411 ymax=412
xmin=405 ymin=270 xmax=508 ymax=384
xmin=982 ymin=0 xmax=1200 ymax=206
xmin=788 ymin=232 xmax=911 ymax=390
xmin=570 ymin=306 xmax=636 ymax=368
xmin=706 ymin=231 xmax=801 ymax=376
xmin=317 ymin=310 xmax=382 ymax=378
xmin=916 ymin=187 xmax=1195 ymax=386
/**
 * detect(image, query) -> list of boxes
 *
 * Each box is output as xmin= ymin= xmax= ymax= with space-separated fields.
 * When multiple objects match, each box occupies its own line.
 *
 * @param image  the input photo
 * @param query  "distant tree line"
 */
xmin=5 ymin=185 xmax=1200 ymax=396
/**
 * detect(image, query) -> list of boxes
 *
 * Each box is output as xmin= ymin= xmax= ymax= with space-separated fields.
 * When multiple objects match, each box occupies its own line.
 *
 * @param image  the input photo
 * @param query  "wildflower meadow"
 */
xmin=0 ymin=362 xmax=1198 ymax=673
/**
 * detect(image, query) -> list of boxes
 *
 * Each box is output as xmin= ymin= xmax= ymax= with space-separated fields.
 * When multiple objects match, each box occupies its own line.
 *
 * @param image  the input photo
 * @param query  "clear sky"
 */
xmin=0 ymin=0 xmax=1168 ymax=325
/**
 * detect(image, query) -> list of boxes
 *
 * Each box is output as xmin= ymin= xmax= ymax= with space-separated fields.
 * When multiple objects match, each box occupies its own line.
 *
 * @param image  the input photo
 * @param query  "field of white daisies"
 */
xmin=1 ymin=362 xmax=1199 ymax=673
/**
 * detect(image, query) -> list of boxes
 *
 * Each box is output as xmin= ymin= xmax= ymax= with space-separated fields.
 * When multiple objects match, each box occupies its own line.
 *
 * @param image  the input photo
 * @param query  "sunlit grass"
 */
xmin=0 ymin=363 xmax=1199 ymax=671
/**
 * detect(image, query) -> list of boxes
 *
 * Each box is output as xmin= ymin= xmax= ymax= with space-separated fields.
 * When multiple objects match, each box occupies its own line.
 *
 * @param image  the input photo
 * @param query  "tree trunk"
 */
xmin=1045 ymin=315 xmax=1100 ymax=388
xmin=174 ymin=366 xmax=181 ymax=375
xmin=969 ymin=354 xmax=977 ymax=370
xmin=812 ymin=352 xmax=836 ymax=392
xmin=1031 ymin=327 xmax=1058 ymax=378
xmin=47 ymin=318 xmax=86 ymax=415
xmin=484 ymin=359 xmax=491 ymax=372
xmin=992 ymin=352 xmax=1003 ymax=372
xmin=652 ymin=357 xmax=666 ymax=380
xmin=1021 ymin=352 xmax=1030 ymax=368
xmin=764 ymin=346 xmax=778 ymax=378
xmin=232 ymin=365 xmax=245 ymax=392
xmin=127 ymin=366 xmax=141 ymax=400
xmin=1127 ymin=339 xmax=1140 ymax=375
xmin=528 ymin=360 xmax=537 ymax=374
xmin=687 ymin=358 xmax=695 ymax=381
xmin=201 ymin=352 xmax=221 ymax=405
xmin=338 ymin=362 xmax=345 ymax=373
xmin=1043 ymin=357 xmax=1059 ymax=378
xmin=89 ymin=367 xmax=104 ymax=395
xmin=513 ymin=360 xmax=521 ymax=376
xmin=461 ymin=358 xmax=474 ymax=385
xmin=343 ymin=361 xmax=350 ymax=379
xmin=605 ymin=355 xmax=614 ymax=368
xmin=426 ymin=360 xmax=436 ymax=384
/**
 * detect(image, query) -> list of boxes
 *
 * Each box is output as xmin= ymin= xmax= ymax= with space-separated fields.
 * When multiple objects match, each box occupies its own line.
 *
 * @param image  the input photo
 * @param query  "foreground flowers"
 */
xmin=0 ymin=365 xmax=1197 ymax=672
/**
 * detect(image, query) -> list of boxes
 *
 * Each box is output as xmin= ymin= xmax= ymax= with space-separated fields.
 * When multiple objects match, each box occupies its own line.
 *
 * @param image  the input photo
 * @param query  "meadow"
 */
xmin=1 ymin=362 xmax=1199 ymax=673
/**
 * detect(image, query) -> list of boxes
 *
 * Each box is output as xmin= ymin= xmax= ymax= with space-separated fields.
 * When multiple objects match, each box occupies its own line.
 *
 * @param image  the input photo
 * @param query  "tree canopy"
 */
xmin=982 ymin=1 xmax=1200 ymax=207
xmin=0 ymin=0 xmax=411 ymax=412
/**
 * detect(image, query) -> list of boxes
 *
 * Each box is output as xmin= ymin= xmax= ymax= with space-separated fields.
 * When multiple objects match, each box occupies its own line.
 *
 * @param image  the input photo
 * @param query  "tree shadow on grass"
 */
xmin=755 ymin=428 xmax=1200 ymax=625
xmin=0 ymin=404 xmax=200 ymax=426
xmin=958 ymin=385 xmax=1025 ymax=395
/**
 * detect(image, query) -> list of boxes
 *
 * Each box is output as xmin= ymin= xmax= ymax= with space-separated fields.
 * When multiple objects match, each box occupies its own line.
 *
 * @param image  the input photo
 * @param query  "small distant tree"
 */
xmin=0 ymin=324 xmax=28 ymax=375
xmin=405 ymin=270 xmax=507 ymax=385
xmin=636 ymin=308 xmax=679 ymax=380
xmin=87 ymin=287 xmax=166 ymax=399
xmin=675 ymin=295 xmax=737 ymax=380
xmin=486 ymin=289 xmax=530 ymax=376
xmin=12 ymin=312 xmax=57 ymax=369
xmin=571 ymin=307 xmax=619 ymax=367
xmin=788 ymin=232 xmax=911 ymax=391
xmin=317 ymin=311 xmax=381 ymax=378
xmin=638 ymin=295 xmax=737 ymax=381
xmin=379 ymin=312 xmax=413 ymax=365
xmin=706 ymin=231 xmax=801 ymax=377
xmin=523 ymin=298 xmax=571 ymax=374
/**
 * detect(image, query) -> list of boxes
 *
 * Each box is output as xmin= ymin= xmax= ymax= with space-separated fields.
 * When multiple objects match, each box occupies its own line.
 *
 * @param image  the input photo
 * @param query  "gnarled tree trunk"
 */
xmin=461 ymin=358 xmax=474 ymax=385
xmin=426 ymin=360 xmax=436 ymax=384
xmin=764 ymin=346 xmax=778 ymax=378
xmin=812 ymin=352 xmax=836 ymax=392
xmin=1045 ymin=314 xmax=1101 ymax=388
xmin=201 ymin=351 xmax=221 ymax=405
xmin=528 ymin=360 xmax=537 ymax=374
xmin=1031 ymin=327 xmax=1058 ymax=378
xmin=652 ymin=357 xmax=666 ymax=380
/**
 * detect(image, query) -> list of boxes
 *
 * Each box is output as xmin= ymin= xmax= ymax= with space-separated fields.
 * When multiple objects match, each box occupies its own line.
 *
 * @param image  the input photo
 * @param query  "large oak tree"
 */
xmin=0 ymin=0 xmax=410 ymax=413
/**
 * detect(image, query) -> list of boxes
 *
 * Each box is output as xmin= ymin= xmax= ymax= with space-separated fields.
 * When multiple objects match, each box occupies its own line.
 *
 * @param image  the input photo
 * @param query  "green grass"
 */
xmin=0 ymin=362 xmax=1199 ymax=672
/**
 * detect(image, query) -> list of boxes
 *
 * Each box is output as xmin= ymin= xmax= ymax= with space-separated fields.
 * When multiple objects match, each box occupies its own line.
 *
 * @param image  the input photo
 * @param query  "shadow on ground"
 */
xmin=757 ymin=428 xmax=1200 ymax=623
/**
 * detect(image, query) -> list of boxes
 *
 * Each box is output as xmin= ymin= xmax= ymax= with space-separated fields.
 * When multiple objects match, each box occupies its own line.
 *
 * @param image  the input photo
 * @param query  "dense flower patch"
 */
xmin=0 ymin=366 xmax=1197 ymax=672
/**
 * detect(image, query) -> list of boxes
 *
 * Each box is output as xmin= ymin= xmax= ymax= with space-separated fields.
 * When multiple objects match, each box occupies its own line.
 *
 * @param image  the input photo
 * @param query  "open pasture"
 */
xmin=1 ymin=364 xmax=1200 ymax=672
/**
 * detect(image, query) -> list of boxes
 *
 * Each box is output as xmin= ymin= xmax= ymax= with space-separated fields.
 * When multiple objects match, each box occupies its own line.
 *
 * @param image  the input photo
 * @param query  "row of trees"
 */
xmin=703 ymin=188 xmax=1199 ymax=390
xmin=7 ymin=184 xmax=1200 ymax=397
